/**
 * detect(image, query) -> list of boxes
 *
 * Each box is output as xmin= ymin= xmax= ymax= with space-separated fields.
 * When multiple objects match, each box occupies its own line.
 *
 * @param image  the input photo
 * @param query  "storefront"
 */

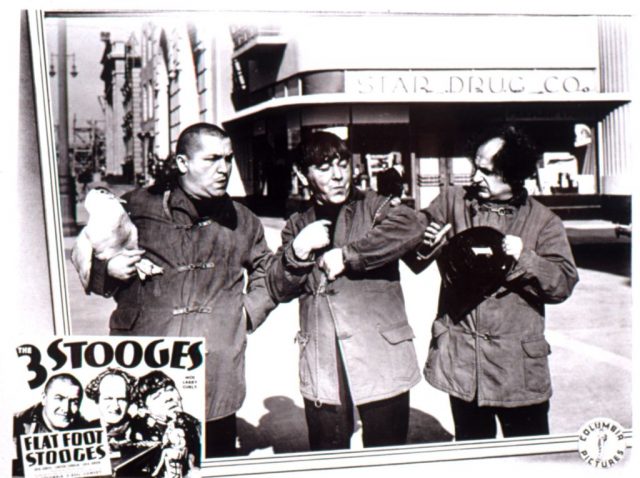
xmin=224 ymin=14 xmax=631 ymax=222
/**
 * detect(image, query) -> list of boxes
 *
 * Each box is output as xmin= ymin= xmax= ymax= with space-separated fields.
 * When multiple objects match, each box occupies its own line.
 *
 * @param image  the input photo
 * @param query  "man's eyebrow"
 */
xmin=205 ymin=153 xmax=233 ymax=160
xmin=475 ymin=166 xmax=493 ymax=174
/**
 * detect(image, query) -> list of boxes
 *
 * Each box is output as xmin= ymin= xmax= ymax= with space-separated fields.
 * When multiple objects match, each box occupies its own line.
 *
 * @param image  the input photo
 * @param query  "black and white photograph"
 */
xmin=12 ymin=336 xmax=205 ymax=477
xmin=3 ymin=2 xmax=637 ymax=477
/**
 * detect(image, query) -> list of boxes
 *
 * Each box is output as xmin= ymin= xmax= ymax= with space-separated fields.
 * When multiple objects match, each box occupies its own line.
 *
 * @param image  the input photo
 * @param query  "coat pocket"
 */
xmin=109 ymin=307 xmax=141 ymax=332
xmin=429 ymin=318 xmax=449 ymax=348
xmin=425 ymin=318 xmax=450 ymax=373
xmin=295 ymin=331 xmax=311 ymax=386
xmin=378 ymin=322 xmax=419 ymax=383
xmin=379 ymin=322 xmax=415 ymax=345
xmin=521 ymin=337 xmax=552 ymax=394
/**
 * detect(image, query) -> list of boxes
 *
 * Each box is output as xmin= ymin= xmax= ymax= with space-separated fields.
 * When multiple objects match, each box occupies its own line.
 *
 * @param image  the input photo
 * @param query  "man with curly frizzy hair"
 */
xmin=418 ymin=124 xmax=579 ymax=440
xmin=85 ymin=368 xmax=137 ymax=443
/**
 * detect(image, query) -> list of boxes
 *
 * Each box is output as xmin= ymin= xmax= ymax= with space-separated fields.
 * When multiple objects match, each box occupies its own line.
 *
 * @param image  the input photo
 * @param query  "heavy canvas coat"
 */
xmin=267 ymin=190 xmax=424 ymax=405
xmin=88 ymin=186 xmax=275 ymax=420
xmin=422 ymin=187 xmax=578 ymax=407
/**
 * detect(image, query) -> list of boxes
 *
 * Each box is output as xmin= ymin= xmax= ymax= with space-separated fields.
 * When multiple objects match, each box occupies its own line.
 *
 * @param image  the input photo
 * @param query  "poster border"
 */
xmin=26 ymin=6 xmax=635 ymax=475
xmin=28 ymin=9 xmax=72 ymax=336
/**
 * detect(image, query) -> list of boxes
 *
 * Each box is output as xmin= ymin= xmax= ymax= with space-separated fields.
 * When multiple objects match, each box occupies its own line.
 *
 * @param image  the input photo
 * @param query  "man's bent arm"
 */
xmin=87 ymin=255 xmax=121 ymax=298
xmin=342 ymin=197 xmax=425 ymax=273
xmin=506 ymin=214 xmax=579 ymax=303
xmin=243 ymin=221 xmax=278 ymax=332
xmin=266 ymin=218 xmax=315 ymax=303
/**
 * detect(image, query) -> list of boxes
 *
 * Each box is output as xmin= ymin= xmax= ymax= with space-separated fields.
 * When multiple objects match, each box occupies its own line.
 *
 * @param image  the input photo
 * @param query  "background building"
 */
xmin=99 ymin=32 xmax=128 ymax=179
xmin=223 ymin=14 xmax=631 ymax=222
xmin=54 ymin=12 xmax=632 ymax=224
xmin=121 ymin=33 xmax=142 ymax=183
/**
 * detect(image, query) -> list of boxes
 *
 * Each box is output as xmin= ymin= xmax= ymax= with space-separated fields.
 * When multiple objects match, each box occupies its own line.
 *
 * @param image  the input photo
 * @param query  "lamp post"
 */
xmin=49 ymin=53 xmax=78 ymax=78
xmin=50 ymin=19 xmax=78 ymax=235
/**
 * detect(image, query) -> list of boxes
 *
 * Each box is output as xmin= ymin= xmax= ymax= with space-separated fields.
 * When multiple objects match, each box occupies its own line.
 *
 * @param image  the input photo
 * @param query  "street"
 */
xmin=63 ymin=203 xmax=632 ymax=456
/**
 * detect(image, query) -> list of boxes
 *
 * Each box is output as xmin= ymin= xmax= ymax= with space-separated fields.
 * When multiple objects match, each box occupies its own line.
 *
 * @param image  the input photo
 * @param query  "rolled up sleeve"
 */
xmin=342 ymin=200 xmax=424 ymax=272
xmin=266 ymin=217 xmax=315 ymax=304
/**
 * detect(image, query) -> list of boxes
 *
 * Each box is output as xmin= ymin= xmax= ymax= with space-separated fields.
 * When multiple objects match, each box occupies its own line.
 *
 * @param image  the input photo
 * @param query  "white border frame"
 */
xmin=28 ymin=9 xmax=72 ymax=335
xmin=26 ymin=6 xmax=635 ymax=476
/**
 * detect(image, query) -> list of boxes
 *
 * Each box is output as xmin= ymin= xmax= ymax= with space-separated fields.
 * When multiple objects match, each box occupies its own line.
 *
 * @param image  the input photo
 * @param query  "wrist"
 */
xmin=292 ymin=240 xmax=311 ymax=261
xmin=105 ymin=257 xmax=117 ymax=278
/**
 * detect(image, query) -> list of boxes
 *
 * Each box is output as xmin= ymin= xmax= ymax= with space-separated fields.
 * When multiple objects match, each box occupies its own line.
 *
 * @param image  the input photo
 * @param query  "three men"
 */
xmin=75 ymin=121 xmax=578 ymax=452
xmin=80 ymin=123 xmax=275 ymax=457
xmin=267 ymin=131 xmax=425 ymax=450
xmin=419 ymin=125 xmax=579 ymax=440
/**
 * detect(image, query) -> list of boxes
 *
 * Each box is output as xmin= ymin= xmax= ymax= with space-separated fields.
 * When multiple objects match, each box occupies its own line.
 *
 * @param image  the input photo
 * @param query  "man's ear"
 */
xmin=175 ymin=154 xmax=188 ymax=174
xmin=292 ymin=164 xmax=309 ymax=187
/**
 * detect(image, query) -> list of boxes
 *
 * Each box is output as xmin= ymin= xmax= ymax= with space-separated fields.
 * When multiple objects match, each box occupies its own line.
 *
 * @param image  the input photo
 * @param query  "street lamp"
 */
xmin=52 ymin=19 xmax=79 ymax=235
xmin=49 ymin=53 xmax=79 ymax=78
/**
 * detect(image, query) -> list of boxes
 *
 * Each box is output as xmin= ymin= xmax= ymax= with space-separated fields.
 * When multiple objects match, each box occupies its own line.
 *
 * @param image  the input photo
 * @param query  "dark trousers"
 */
xmin=304 ymin=345 xmax=410 ymax=450
xmin=205 ymin=413 xmax=237 ymax=458
xmin=449 ymin=395 xmax=550 ymax=441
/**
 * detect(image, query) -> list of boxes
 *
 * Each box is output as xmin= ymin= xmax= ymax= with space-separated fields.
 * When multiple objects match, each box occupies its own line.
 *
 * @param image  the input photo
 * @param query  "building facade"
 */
xmin=139 ymin=22 xmax=171 ymax=180
xmin=99 ymin=32 xmax=127 ymax=178
xmin=223 ymin=14 xmax=631 ymax=222
xmin=122 ymin=33 xmax=142 ymax=183
xmin=121 ymin=19 xmax=242 ymax=191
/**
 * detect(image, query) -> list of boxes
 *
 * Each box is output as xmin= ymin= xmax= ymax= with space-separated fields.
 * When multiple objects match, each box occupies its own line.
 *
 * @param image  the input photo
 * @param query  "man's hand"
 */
xmin=292 ymin=220 xmax=332 ymax=260
xmin=319 ymin=248 xmax=345 ymax=281
xmin=389 ymin=196 xmax=402 ymax=207
xmin=503 ymin=235 xmax=523 ymax=260
xmin=135 ymin=258 xmax=164 ymax=281
xmin=423 ymin=222 xmax=451 ymax=248
xmin=106 ymin=249 xmax=145 ymax=281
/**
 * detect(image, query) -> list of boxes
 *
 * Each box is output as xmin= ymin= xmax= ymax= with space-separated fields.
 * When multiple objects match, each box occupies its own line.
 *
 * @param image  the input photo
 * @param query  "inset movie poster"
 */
xmin=12 ymin=336 xmax=205 ymax=478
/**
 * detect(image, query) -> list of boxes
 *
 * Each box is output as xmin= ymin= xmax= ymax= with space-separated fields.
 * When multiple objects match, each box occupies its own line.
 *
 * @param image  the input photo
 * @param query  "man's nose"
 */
xmin=217 ymin=159 xmax=230 ymax=174
xmin=331 ymin=165 xmax=344 ymax=180
xmin=472 ymin=169 xmax=483 ymax=183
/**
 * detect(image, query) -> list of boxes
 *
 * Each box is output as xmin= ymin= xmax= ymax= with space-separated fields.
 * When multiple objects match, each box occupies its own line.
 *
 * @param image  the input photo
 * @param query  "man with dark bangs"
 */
xmin=267 ymin=131 xmax=425 ymax=450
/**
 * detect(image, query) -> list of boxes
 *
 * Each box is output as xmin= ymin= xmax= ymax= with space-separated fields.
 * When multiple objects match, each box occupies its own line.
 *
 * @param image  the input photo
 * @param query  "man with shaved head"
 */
xmin=78 ymin=122 xmax=276 ymax=457
xmin=13 ymin=373 xmax=91 ymax=475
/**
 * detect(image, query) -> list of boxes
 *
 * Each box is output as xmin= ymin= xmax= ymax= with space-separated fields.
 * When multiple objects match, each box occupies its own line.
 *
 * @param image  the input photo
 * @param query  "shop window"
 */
xmin=532 ymin=123 xmax=597 ymax=196
xmin=449 ymin=157 xmax=473 ymax=186
xmin=232 ymin=58 xmax=247 ymax=91
xmin=416 ymin=157 xmax=441 ymax=209
xmin=365 ymin=152 xmax=402 ymax=194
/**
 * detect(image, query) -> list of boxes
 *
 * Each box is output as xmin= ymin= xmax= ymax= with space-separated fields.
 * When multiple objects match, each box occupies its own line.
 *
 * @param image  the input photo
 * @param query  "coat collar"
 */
xmin=464 ymin=186 xmax=532 ymax=235
xmin=302 ymin=188 xmax=365 ymax=223
xmin=464 ymin=185 xmax=528 ymax=209
xmin=164 ymin=186 xmax=238 ymax=229
xmin=300 ymin=189 xmax=365 ymax=246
